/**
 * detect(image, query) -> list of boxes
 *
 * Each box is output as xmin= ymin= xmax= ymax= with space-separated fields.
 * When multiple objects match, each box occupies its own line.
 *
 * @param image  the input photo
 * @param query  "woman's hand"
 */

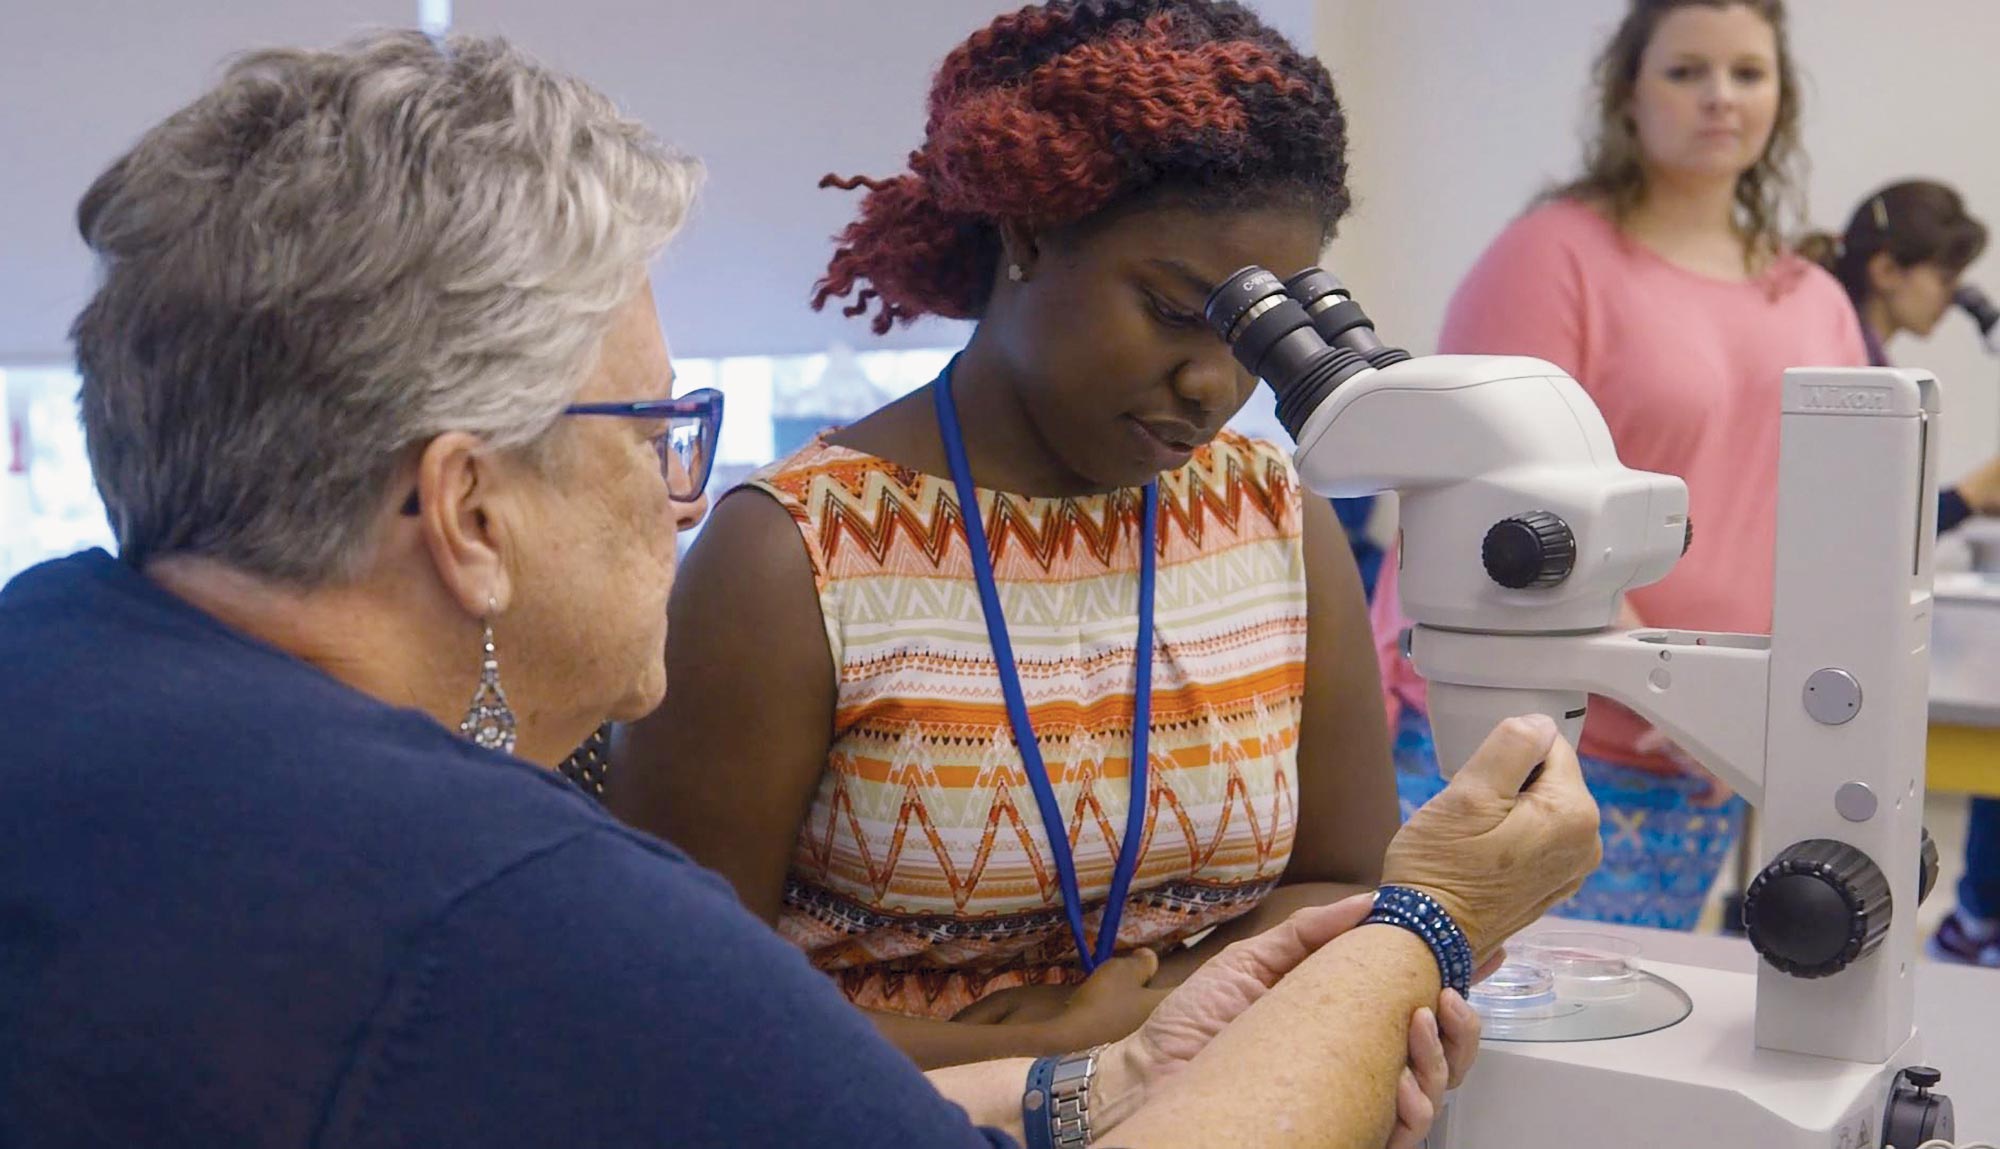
xmin=948 ymin=951 xmax=1168 ymax=1048
xmin=1388 ymin=989 xmax=1483 ymax=1149
xmin=1381 ymin=715 xmax=1603 ymax=960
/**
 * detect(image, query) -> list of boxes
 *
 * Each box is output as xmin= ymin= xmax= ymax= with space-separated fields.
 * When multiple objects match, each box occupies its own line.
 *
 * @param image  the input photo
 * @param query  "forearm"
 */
xmin=925 ymin=1057 xmax=1034 ymax=1143
xmin=1152 ymin=882 xmax=1371 ymax=988
xmin=928 ymin=1046 xmax=1152 ymax=1147
xmin=1099 ymin=924 xmax=1439 ymax=1149
xmin=869 ymin=1007 xmax=1072 ymax=1071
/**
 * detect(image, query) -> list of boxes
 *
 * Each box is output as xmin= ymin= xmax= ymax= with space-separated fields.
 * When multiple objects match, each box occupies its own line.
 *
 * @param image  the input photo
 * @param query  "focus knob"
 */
xmin=1482 ymin=511 xmax=1577 ymax=590
xmin=1743 ymin=839 xmax=1892 ymax=979
xmin=1883 ymin=1066 xmax=1955 ymax=1149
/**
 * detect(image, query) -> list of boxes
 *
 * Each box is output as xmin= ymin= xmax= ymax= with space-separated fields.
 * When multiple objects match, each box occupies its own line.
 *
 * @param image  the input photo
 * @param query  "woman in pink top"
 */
xmin=1373 ymin=0 xmax=1866 ymax=928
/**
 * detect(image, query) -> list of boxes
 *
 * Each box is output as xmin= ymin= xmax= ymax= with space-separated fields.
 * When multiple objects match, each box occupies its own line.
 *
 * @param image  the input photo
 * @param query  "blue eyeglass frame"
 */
xmin=561 ymin=387 xmax=725 ymax=504
xmin=398 ymin=387 xmax=725 ymax=515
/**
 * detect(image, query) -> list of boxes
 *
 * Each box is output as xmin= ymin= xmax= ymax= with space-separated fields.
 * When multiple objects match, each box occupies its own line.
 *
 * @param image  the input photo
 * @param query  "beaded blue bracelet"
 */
xmin=1365 ymin=885 xmax=1475 ymax=998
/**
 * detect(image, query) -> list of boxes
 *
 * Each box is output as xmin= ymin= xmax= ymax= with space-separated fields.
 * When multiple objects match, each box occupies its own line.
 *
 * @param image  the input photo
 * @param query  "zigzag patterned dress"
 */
xmin=749 ymin=428 xmax=1308 ymax=1019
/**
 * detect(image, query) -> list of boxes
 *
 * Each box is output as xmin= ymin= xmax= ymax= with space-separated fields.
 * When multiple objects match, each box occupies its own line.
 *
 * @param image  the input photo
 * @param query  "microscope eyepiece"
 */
xmin=1205 ymin=265 xmax=1381 ymax=440
xmin=1205 ymin=267 xmax=1292 ymax=342
xmin=1955 ymin=284 xmax=2000 ymax=337
xmin=1284 ymin=269 xmax=1375 ymax=353
xmin=1285 ymin=267 xmax=1415 ymax=370
xmin=1280 ymin=266 xmax=1349 ymax=310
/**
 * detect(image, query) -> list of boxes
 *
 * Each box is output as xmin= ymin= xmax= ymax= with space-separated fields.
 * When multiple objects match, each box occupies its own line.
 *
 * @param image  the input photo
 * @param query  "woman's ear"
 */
xmin=997 ymin=218 xmax=1043 ymax=284
xmin=413 ymin=432 xmax=517 ymax=619
xmin=1866 ymin=250 xmax=1906 ymax=297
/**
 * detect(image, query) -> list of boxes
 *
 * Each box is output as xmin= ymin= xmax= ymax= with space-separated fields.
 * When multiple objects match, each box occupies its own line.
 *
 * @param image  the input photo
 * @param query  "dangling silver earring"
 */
xmin=1007 ymin=262 xmax=1025 ymax=282
xmin=460 ymin=598 xmax=517 ymax=755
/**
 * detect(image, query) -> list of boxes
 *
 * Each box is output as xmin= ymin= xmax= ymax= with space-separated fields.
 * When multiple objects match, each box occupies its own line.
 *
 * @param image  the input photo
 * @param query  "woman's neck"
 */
xmin=144 ymin=554 xmax=584 ymax=769
xmin=1861 ymin=295 xmax=1899 ymax=345
xmin=944 ymin=332 xmax=1116 ymax=498
xmin=1617 ymin=169 xmax=1758 ymax=280
xmin=1628 ymin=167 xmax=1741 ymax=235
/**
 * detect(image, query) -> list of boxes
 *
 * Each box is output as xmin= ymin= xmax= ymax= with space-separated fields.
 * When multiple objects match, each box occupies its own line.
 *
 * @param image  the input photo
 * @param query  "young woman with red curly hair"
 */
xmin=612 ymin=0 xmax=1473 ymax=1077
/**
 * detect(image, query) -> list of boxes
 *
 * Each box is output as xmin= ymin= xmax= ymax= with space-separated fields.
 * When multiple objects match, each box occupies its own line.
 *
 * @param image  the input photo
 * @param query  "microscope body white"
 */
xmin=1753 ymin=368 xmax=1937 ymax=1064
xmin=1290 ymin=355 xmax=1689 ymax=635
xmin=1402 ymin=368 xmax=1938 ymax=1062
xmin=1289 ymin=356 xmax=1944 ymax=1144
xmin=1429 ymin=962 xmax=1919 ymax=1149
xmin=1290 ymin=354 xmax=1689 ymax=765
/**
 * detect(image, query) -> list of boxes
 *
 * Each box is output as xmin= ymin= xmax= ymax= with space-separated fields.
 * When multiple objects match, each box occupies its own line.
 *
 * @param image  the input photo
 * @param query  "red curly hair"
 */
xmin=813 ymin=0 xmax=1350 ymax=334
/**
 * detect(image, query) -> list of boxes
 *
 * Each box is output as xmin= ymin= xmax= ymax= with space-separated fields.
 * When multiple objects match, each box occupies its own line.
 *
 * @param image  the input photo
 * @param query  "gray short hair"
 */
xmin=72 ymin=30 xmax=703 ymax=583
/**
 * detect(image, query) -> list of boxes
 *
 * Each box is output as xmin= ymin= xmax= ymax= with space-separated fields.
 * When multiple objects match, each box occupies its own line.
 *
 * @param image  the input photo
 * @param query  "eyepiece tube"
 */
xmin=1286 ymin=267 xmax=1413 ymax=369
xmin=1956 ymin=284 xmax=2000 ymax=337
xmin=1204 ymin=266 xmax=1379 ymax=439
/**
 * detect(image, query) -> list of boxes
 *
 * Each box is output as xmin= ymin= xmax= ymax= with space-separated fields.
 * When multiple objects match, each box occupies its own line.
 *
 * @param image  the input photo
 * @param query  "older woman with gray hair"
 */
xmin=0 ymin=28 xmax=1603 ymax=1149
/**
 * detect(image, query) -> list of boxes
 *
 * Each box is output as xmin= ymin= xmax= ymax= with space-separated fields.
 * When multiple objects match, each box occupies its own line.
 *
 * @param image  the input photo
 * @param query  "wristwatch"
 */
xmin=1024 ymin=1045 xmax=1102 ymax=1149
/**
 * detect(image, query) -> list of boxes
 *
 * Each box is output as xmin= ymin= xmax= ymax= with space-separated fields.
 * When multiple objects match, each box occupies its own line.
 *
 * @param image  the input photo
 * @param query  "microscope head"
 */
xmin=1207 ymin=266 xmax=1691 ymax=773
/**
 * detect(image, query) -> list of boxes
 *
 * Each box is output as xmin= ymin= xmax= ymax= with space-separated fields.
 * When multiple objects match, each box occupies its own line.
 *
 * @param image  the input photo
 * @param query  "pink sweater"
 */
xmin=1372 ymin=199 xmax=1868 ymax=770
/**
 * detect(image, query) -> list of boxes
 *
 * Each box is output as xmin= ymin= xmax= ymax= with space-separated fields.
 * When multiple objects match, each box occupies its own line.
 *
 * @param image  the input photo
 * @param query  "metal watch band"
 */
xmin=1047 ymin=1045 xmax=1101 ymax=1148
xmin=1024 ymin=1045 xmax=1102 ymax=1149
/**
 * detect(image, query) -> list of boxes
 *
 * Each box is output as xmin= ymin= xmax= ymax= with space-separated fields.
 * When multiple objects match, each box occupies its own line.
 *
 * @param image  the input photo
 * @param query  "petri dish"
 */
xmin=1513 ymin=931 xmax=1643 ymax=1002
xmin=1468 ymin=959 xmax=1581 ymax=1036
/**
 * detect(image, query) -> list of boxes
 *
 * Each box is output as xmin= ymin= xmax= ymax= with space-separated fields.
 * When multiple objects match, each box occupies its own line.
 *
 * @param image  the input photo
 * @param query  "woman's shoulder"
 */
xmin=747 ymin=434 xmax=904 ymax=506
xmin=1196 ymin=427 xmax=1296 ymax=480
xmin=1491 ymin=196 xmax=1620 ymax=252
xmin=755 ymin=392 xmax=948 ymax=502
xmin=1178 ymin=428 xmax=1304 ymax=535
xmin=1765 ymin=253 xmax=1868 ymax=361
xmin=1455 ymin=197 xmax=1622 ymax=295
xmin=1771 ymin=250 xmax=1854 ymax=306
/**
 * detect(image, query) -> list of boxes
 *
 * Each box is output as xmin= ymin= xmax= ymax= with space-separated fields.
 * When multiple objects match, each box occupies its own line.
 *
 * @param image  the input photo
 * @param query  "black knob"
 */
xmin=1742 ymin=839 xmax=1892 ymax=979
xmin=1884 ymin=1066 xmax=1955 ymax=1149
xmin=1682 ymin=518 xmax=1694 ymax=556
xmin=1920 ymin=826 xmax=1940 ymax=906
xmin=1482 ymin=511 xmax=1577 ymax=589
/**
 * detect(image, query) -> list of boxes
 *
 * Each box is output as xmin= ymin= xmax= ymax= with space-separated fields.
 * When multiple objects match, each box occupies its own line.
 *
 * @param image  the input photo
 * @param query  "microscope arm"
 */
xmin=1408 ymin=626 xmax=1772 ymax=807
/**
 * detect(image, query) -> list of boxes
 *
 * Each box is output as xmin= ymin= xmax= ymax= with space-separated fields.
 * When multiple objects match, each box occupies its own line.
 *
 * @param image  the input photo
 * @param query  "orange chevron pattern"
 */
xmin=754 ymin=429 xmax=1308 ymax=1020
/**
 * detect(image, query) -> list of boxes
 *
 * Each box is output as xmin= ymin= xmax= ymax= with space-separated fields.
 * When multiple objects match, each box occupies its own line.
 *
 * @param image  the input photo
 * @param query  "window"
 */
xmin=1 ymin=368 xmax=113 ymax=583
xmin=1 ymin=345 xmax=1295 ymax=583
xmin=0 ymin=347 xmax=964 ymax=581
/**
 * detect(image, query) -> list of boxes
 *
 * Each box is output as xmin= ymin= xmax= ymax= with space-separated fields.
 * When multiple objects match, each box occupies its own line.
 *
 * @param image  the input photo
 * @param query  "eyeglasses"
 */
xmin=562 ymin=388 xmax=725 ymax=504
xmin=397 ymin=387 xmax=725 ymax=516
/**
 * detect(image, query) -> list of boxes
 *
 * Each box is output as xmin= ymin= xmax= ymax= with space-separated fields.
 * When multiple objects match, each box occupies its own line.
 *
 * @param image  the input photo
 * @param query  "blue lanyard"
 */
xmin=931 ymin=360 xmax=1156 ymax=973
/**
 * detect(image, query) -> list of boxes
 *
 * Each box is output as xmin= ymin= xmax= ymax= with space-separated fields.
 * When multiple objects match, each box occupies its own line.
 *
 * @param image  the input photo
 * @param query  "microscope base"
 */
xmin=1428 ymin=961 xmax=1924 ymax=1149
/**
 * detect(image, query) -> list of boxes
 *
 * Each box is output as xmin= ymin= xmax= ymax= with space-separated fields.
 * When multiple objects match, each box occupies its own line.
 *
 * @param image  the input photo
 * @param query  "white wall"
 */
xmin=444 ymin=0 xmax=998 ymax=358
xmin=17 ymin=0 xmax=1988 ymax=471
xmin=446 ymin=0 xmax=1314 ymax=358
xmin=1316 ymin=0 xmax=2000 ymax=482
xmin=0 ymin=0 xmax=1313 ymax=364
xmin=0 ymin=0 xmax=417 ymax=363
